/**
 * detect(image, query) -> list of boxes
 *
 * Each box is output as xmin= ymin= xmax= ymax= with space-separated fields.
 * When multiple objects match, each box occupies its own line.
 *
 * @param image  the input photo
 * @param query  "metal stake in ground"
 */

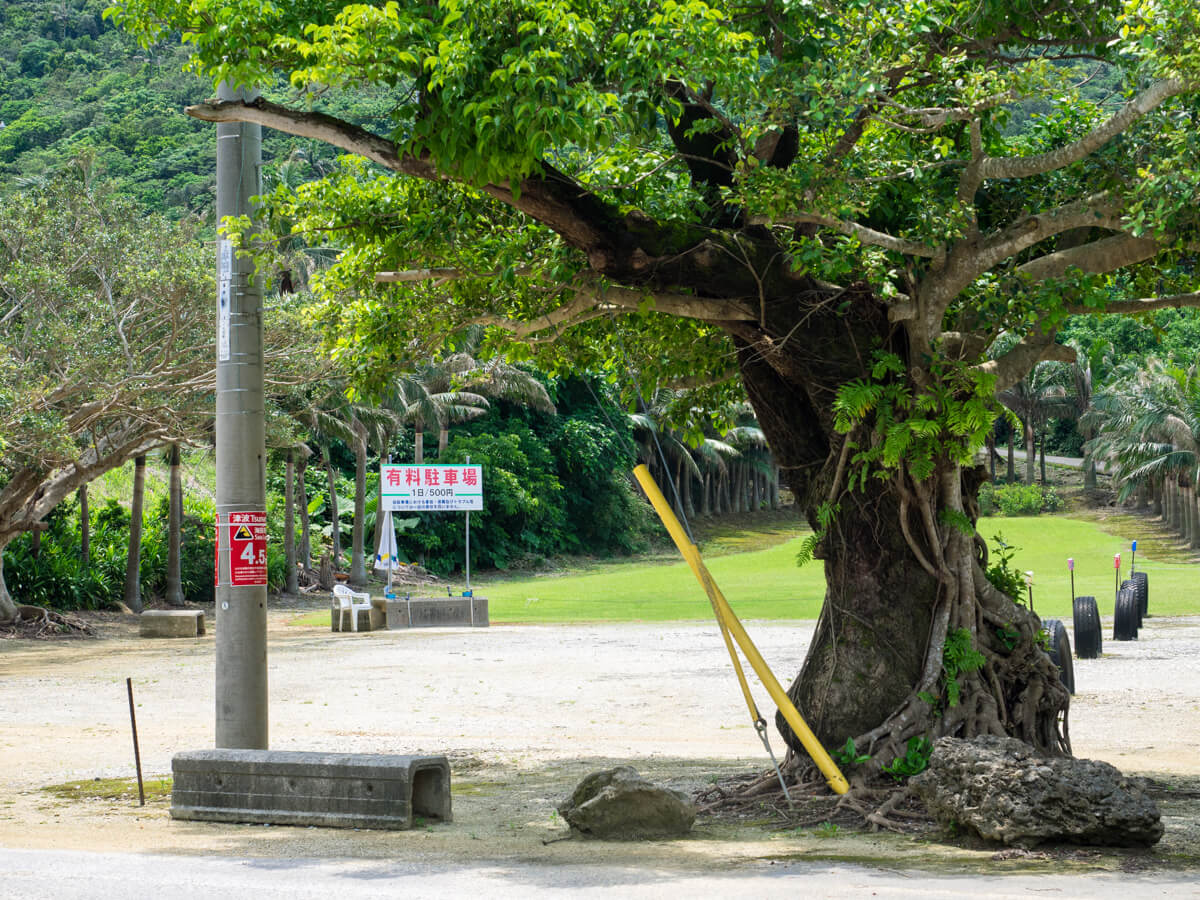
xmin=1068 ymin=557 xmax=1075 ymax=604
xmin=213 ymin=81 xmax=268 ymax=750
xmin=1131 ymin=540 xmax=1137 ymax=575
xmin=1113 ymin=553 xmax=1121 ymax=611
xmin=126 ymin=678 xmax=145 ymax=806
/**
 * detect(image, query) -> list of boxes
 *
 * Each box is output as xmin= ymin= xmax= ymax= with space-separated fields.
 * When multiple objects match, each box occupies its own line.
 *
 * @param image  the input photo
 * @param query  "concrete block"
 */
xmin=384 ymin=596 xmax=488 ymax=629
xmin=170 ymin=749 xmax=451 ymax=830
xmin=140 ymin=609 xmax=206 ymax=638
xmin=329 ymin=607 xmax=372 ymax=632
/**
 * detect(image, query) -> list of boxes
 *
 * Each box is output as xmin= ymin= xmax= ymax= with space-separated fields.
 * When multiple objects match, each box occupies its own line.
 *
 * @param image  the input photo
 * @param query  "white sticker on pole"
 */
xmin=380 ymin=464 xmax=483 ymax=511
xmin=217 ymin=239 xmax=233 ymax=362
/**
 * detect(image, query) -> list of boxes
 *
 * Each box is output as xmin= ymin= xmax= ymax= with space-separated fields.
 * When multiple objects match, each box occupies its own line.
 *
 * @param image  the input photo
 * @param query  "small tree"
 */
xmin=0 ymin=163 xmax=212 ymax=623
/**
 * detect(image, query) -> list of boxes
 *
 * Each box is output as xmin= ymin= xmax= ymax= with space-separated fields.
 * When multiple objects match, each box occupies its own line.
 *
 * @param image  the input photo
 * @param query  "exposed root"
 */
xmin=696 ymin=763 xmax=932 ymax=834
xmin=0 ymin=606 xmax=93 ymax=639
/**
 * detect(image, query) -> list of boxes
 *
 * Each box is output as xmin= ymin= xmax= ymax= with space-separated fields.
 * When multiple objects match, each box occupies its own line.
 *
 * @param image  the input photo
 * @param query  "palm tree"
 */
xmin=1087 ymin=359 xmax=1200 ymax=547
xmin=1049 ymin=339 xmax=1112 ymax=492
xmin=998 ymin=361 xmax=1072 ymax=485
xmin=122 ymin=454 xmax=147 ymax=613
xmin=390 ymin=373 xmax=490 ymax=463
xmin=164 ymin=443 xmax=185 ymax=607
xmin=389 ymin=332 xmax=554 ymax=461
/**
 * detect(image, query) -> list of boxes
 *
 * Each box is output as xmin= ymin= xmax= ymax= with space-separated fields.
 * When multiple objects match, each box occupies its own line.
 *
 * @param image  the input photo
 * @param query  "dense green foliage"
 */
xmin=4 ymin=494 xmax=218 ymax=609
xmin=379 ymin=381 xmax=654 ymax=573
xmin=978 ymin=482 xmax=1063 ymax=516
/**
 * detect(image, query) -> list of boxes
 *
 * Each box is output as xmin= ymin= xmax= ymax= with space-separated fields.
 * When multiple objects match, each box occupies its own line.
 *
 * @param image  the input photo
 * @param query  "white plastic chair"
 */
xmin=332 ymin=584 xmax=372 ymax=632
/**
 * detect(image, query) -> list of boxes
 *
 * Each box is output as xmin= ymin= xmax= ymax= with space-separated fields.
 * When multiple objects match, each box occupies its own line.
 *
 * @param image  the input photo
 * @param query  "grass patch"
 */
xmin=42 ymin=776 xmax=172 ymax=804
xmin=977 ymin=515 xmax=1198 ymax=618
xmin=88 ymin=450 xmax=216 ymax=509
xmin=287 ymin=511 xmax=1198 ymax=626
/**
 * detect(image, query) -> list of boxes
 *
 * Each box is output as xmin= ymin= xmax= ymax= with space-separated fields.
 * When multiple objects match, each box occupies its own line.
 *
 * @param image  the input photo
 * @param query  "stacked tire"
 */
xmin=1042 ymin=618 xmax=1075 ymax=694
xmin=1119 ymin=579 xmax=1142 ymax=629
xmin=1114 ymin=586 xmax=1139 ymax=641
xmin=1073 ymin=596 xmax=1102 ymax=659
xmin=1130 ymin=571 xmax=1149 ymax=619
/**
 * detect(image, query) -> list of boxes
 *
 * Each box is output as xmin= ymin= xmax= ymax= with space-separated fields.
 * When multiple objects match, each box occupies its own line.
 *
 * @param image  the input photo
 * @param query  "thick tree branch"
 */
xmin=751 ymin=212 xmax=942 ymax=258
xmin=979 ymin=78 xmax=1186 ymax=181
xmin=471 ymin=285 xmax=757 ymax=340
xmin=187 ymin=98 xmax=783 ymax=296
xmin=1066 ymin=290 xmax=1200 ymax=316
xmin=663 ymin=367 xmax=740 ymax=391
xmin=1017 ymin=232 xmax=1161 ymax=282
xmin=188 ymin=98 xmax=438 ymax=178
xmin=976 ymin=333 xmax=1074 ymax=393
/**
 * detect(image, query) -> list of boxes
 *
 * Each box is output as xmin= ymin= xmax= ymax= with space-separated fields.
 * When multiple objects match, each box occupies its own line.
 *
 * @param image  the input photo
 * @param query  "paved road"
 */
xmin=991 ymin=448 xmax=1111 ymax=474
xmin=0 ymin=848 xmax=1196 ymax=899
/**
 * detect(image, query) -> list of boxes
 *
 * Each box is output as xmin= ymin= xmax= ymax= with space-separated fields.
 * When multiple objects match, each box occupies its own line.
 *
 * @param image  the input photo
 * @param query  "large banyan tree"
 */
xmin=112 ymin=0 xmax=1200 ymax=770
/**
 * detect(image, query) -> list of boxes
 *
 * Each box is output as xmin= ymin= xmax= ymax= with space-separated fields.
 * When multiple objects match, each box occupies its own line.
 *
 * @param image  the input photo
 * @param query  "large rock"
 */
xmin=558 ymin=766 xmax=696 ymax=840
xmin=911 ymin=735 xmax=1162 ymax=847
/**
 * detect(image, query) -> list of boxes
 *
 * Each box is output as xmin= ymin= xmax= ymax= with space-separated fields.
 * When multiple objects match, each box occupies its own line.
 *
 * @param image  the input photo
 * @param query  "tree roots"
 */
xmin=696 ymin=765 xmax=932 ymax=834
xmin=0 ymin=605 xmax=93 ymax=639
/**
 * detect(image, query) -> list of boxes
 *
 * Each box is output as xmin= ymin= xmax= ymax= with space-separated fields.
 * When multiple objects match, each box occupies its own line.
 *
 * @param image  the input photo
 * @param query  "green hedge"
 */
xmin=978 ymin=482 xmax=1063 ymax=517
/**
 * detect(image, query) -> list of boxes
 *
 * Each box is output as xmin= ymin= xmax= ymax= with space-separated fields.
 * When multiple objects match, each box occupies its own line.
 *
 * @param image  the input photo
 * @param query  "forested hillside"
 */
xmin=0 ymin=0 xmax=363 ymax=217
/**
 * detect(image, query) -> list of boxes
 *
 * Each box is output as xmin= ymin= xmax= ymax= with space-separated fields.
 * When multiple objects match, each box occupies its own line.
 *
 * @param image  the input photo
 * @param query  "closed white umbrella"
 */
xmin=373 ymin=509 xmax=401 ymax=594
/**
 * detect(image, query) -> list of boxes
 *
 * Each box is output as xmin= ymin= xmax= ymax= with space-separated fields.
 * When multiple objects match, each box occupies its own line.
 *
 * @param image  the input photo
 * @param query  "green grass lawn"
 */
xmin=290 ymin=513 xmax=1197 ymax=626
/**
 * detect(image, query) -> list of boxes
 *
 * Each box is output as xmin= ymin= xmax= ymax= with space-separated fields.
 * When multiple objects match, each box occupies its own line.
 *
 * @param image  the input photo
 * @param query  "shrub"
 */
xmin=978 ymin=482 xmax=1061 ymax=516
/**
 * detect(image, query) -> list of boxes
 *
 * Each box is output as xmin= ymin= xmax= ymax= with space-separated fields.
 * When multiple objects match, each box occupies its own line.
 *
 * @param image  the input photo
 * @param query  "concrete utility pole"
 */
xmin=214 ymin=82 xmax=268 ymax=749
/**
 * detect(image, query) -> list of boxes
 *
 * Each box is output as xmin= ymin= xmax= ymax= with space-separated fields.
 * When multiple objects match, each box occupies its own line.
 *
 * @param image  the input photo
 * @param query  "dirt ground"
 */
xmin=1 ymin=604 xmax=1199 ymax=875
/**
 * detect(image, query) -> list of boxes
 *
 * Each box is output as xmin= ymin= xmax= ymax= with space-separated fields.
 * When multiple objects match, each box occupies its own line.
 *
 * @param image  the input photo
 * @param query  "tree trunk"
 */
xmin=729 ymin=288 xmax=1068 ymax=763
xmin=1024 ymin=419 xmax=1036 ymax=485
xmin=701 ymin=473 xmax=712 ymax=516
xmin=682 ymin=462 xmax=695 ymax=518
xmin=1192 ymin=488 xmax=1200 ymax=550
xmin=0 ymin=546 xmax=16 ymax=624
xmin=1190 ymin=486 xmax=1200 ymax=550
xmin=750 ymin=464 xmax=761 ymax=511
xmin=438 ymin=426 xmax=449 ymax=457
xmin=1006 ymin=431 xmax=1015 ymax=482
xmin=350 ymin=432 xmax=368 ymax=587
xmin=1038 ymin=432 xmax=1047 ymax=485
xmin=770 ymin=463 xmax=780 ymax=509
xmin=78 ymin=484 xmax=90 ymax=568
xmin=165 ymin=444 xmax=185 ymax=607
xmin=986 ymin=431 xmax=996 ymax=482
xmin=297 ymin=453 xmax=312 ymax=573
xmin=325 ymin=453 xmax=341 ymax=567
xmin=284 ymin=448 xmax=299 ymax=595
xmin=414 ymin=419 xmax=425 ymax=464
xmin=123 ymin=455 xmax=147 ymax=614
xmin=1151 ymin=478 xmax=1163 ymax=518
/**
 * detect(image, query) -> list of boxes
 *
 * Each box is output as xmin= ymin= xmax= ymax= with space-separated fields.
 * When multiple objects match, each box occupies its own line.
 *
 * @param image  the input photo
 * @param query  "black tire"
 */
xmin=1120 ymin=578 xmax=1142 ymax=629
xmin=1114 ymin=587 xmax=1139 ymax=641
xmin=1042 ymin=618 xmax=1075 ymax=694
xmin=1073 ymin=596 xmax=1102 ymax=659
xmin=1131 ymin=571 xmax=1149 ymax=619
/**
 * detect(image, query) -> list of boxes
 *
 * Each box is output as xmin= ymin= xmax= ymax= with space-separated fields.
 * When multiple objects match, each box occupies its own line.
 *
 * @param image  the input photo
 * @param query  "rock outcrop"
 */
xmin=911 ymin=735 xmax=1162 ymax=847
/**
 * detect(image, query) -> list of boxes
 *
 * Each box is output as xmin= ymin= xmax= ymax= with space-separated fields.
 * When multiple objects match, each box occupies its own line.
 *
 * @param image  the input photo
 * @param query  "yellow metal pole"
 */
xmin=633 ymin=465 xmax=849 ymax=794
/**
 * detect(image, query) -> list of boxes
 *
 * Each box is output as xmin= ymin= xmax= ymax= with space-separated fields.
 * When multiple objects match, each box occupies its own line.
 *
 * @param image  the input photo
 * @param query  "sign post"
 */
xmin=380 ymin=462 xmax=483 ymax=591
xmin=463 ymin=453 xmax=468 ymax=595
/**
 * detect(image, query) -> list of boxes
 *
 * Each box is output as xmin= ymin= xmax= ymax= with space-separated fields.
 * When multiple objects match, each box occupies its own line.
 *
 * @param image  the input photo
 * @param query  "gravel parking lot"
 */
xmin=1 ymin=608 xmax=1197 ymax=873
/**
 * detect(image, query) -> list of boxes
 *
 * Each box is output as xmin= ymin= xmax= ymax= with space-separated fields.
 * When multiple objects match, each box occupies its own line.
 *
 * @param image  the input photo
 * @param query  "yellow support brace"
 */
xmin=633 ymin=465 xmax=849 ymax=795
